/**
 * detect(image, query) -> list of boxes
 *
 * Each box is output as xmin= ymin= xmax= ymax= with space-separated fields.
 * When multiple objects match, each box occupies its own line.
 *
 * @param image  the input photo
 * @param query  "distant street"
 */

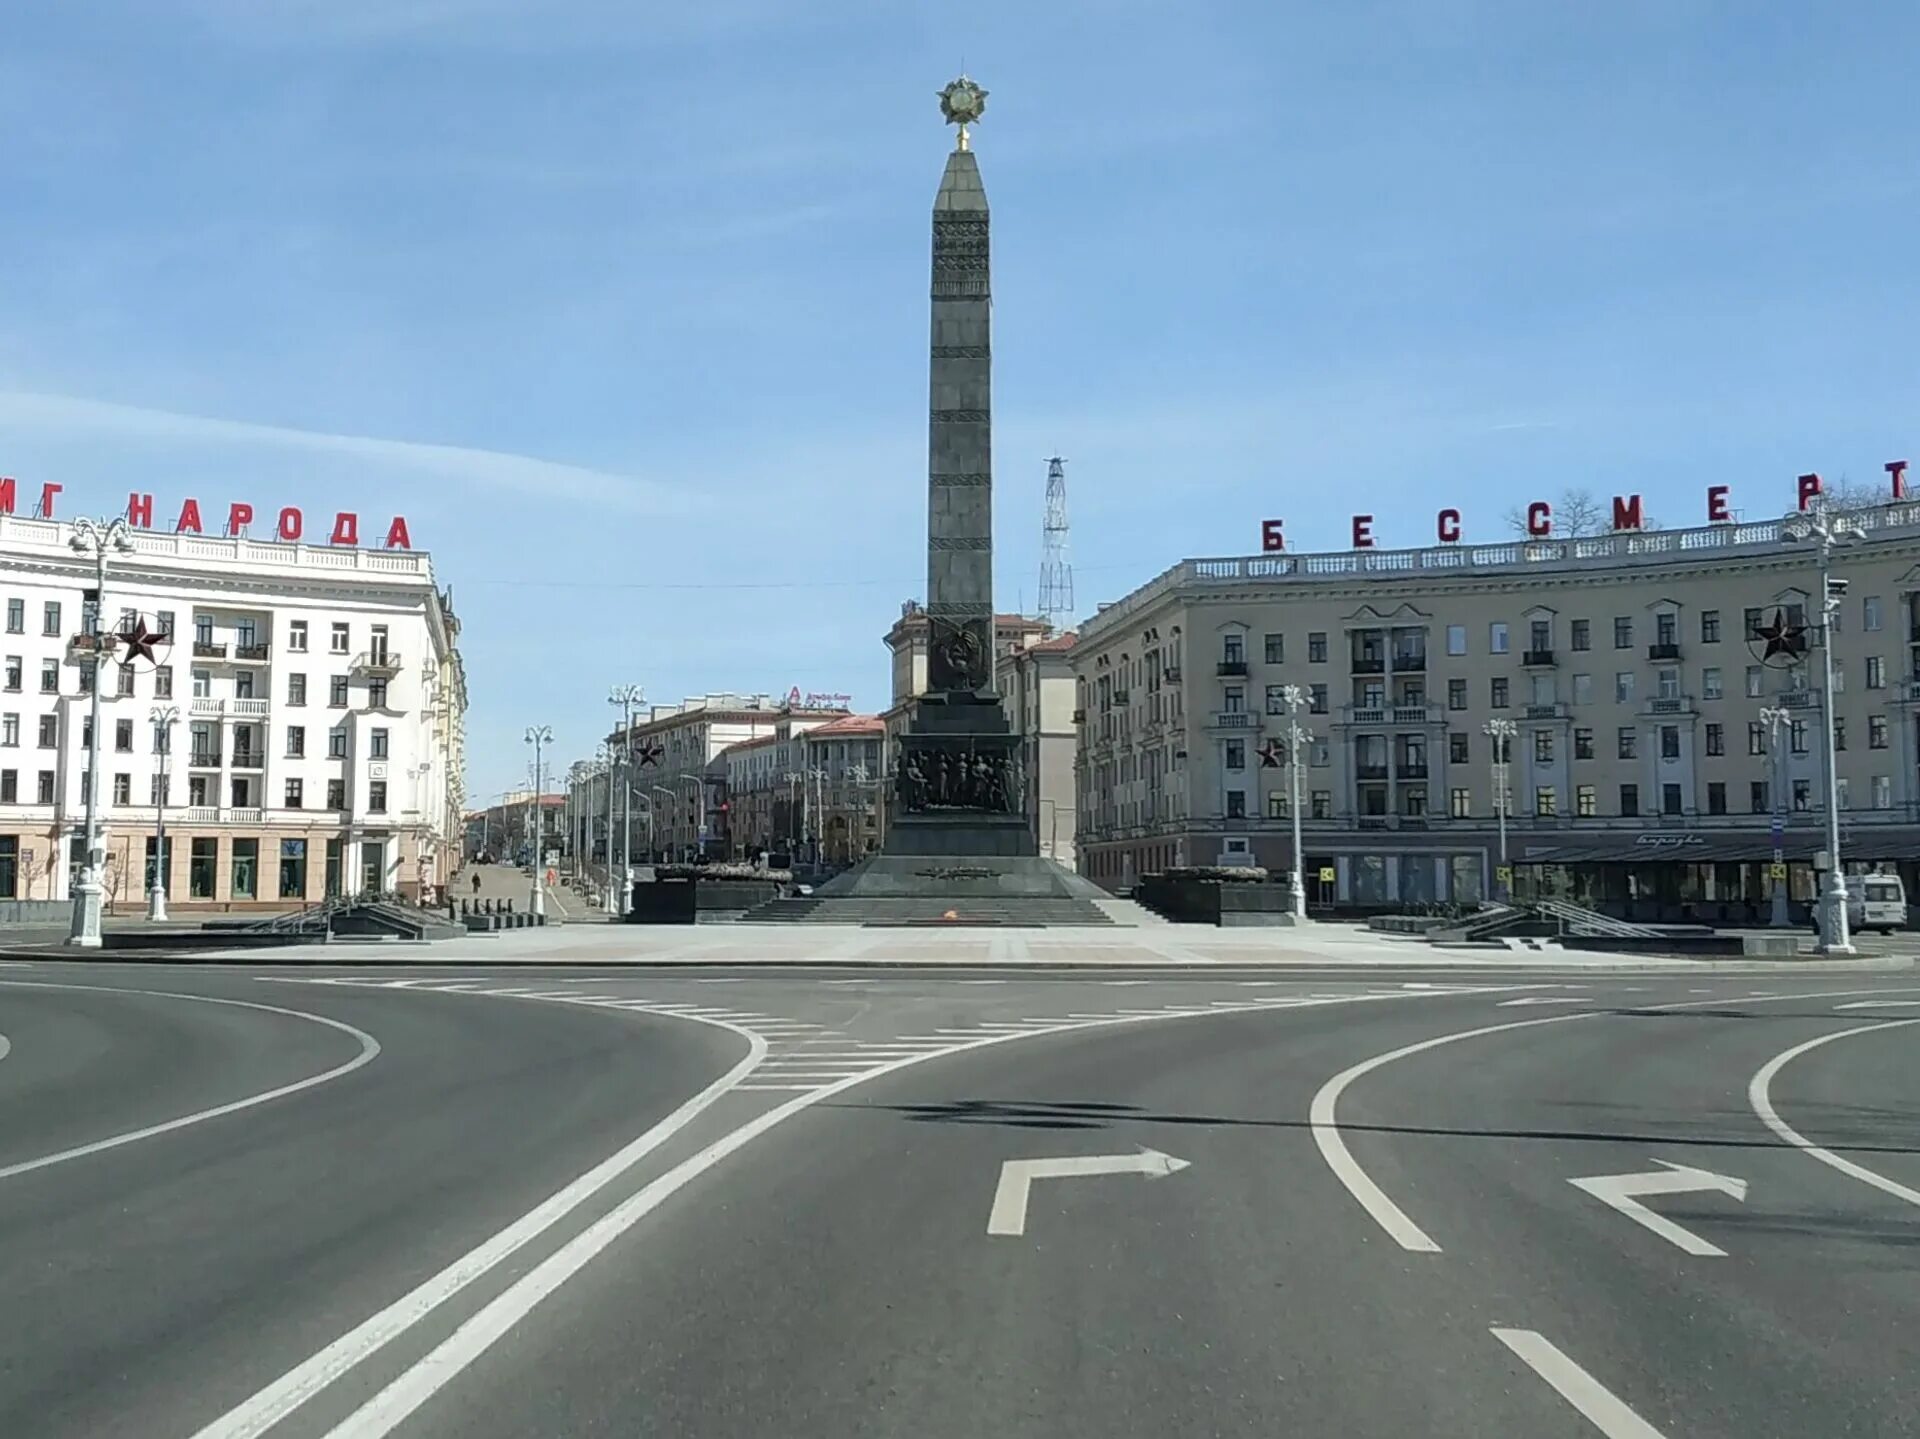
xmin=0 ymin=958 xmax=1915 ymax=1436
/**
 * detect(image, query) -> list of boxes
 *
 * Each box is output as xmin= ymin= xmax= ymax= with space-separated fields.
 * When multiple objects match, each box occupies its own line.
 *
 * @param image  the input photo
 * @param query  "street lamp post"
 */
xmin=1784 ymin=493 xmax=1860 ymax=954
xmin=610 ymin=685 xmax=643 ymax=913
xmin=1279 ymin=684 xmax=1314 ymax=921
xmin=650 ymin=786 xmax=674 ymax=860
xmin=1484 ymin=717 xmax=1517 ymax=903
xmin=600 ymin=743 xmax=619 ymax=913
xmin=1758 ymin=703 xmax=1792 ymax=927
xmin=148 ymin=704 xmax=179 ymax=921
xmin=524 ymin=725 xmax=552 ymax=917
xmin=68 ymin=516 xmax=135 ymax=947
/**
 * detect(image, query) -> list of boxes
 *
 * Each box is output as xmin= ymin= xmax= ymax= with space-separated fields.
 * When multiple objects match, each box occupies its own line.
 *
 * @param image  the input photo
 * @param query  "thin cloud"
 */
xmin=0 ymin=390 xmax=693 ymax=514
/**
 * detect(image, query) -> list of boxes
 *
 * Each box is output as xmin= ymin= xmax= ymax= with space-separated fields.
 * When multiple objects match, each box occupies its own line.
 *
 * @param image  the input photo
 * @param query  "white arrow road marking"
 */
xmin=1833 ymin=1000 xmax=1920 ymax=1010
xmin=1497 ymin=996 xmax=1591 ymax=1007
xmin=1568 ymin=1159 xmax=1748 ymax=1256
xmin=1492 ymin=1328 xmax=1671 ymax=1438
xmin=986 ymin=1148 xmax=1190 ymax=1237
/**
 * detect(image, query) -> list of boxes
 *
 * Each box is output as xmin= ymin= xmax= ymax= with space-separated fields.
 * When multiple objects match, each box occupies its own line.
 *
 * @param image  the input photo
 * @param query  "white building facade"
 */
xmin=0 ymin=515 xmax=466 ymax=911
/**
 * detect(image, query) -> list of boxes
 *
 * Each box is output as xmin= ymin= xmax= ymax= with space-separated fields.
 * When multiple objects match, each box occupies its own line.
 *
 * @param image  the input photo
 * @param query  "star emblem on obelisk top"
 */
xmin=938 ymin=74 xmax=987 ymax=148
xmin=114 ymin=614 xmax=168 ymax=667
xmin=1753 ymin=607 xmax=1809 ymax=666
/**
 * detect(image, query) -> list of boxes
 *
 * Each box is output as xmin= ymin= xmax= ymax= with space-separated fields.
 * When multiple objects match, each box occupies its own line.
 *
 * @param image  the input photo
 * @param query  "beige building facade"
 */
xmin=1072 ymin=502 xmax=1920 ymax=919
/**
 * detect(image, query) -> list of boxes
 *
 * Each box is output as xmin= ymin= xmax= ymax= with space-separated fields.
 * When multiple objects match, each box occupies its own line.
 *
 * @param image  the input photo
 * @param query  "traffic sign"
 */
xmin=1769 ymin=861 xmax=1787 ymax=879
xmin=1496 ymin=865 xmax=1513 ymax=884
xmin=1317 ymin=866 xmax=1336 ymax=883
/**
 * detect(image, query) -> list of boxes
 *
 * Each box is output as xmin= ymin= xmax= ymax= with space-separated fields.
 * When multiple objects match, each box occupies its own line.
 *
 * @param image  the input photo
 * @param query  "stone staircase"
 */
xmin=740 ymin=894 xmax=1114 ymax=926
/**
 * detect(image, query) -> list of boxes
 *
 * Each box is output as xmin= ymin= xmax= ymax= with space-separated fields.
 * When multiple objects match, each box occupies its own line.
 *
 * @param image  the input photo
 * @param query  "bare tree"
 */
xmin=1503 ymin=487 xmax=1656 ymax=538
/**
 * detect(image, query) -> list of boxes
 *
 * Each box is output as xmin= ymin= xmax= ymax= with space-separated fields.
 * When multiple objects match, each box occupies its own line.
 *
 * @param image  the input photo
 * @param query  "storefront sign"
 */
xmin=785 ymin=688 xmax=852 ymax=709
xmin=0 ymin=478 xmax=412 ymax=550
xmin=1633 ymin=834 xmax=1707 ymax=848
xmin=1260 ymin=463 xmax=1910 ymax=553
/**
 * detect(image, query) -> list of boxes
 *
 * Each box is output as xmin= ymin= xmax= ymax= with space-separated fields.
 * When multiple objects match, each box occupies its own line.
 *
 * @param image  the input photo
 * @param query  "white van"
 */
xmin=1855 ymin=873 xmax=1908 ymax=934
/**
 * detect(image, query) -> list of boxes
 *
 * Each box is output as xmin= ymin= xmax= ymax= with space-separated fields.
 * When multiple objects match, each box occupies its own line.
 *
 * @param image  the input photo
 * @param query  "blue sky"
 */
xmin=3 ymin=1 xmax=1915 ymax=800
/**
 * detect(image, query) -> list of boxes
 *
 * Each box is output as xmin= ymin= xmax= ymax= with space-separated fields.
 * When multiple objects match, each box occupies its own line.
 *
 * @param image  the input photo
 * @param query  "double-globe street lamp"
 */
xmin=148 ymin=704 xmax=180 ymax=921
xmin=1757 ymin=703 xmax=1793 ymax=928
xmin=68 ymin=516 xmax=136 ymax=948
xmin=1277 ymin=684 xmax=1314 ymax=921
xmin=524 ymin=725 xmax=553 ymax=918
xmin=1483 ymin=716 xmax=1517 ymax=904
xmin=1782 ymin=493 xmax=1862 ymax=954
xmin=609 ymin=684 xmax=644 ymax=914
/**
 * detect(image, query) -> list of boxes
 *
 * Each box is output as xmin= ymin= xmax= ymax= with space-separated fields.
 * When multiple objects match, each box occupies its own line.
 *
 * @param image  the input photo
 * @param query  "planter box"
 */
xmin=627 ymin=877 xmax=786 ymax=925
xmin=1135 ymin=875 xmax=1298 ymax=926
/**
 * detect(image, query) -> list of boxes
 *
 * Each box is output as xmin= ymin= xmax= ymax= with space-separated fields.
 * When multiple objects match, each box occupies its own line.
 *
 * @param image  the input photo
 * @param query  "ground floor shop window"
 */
xmin=143 ymin=835 xmax=173 ymax=890
xmin=190 ymin=837 xmax=217 ymax=899
xmin=231 ymin=838 xmax=258 ymax=899
xmin=325 ymin=837 xmax=343 ymax=898
xmin=1351 ymin=854 xmax=1386 ymax=902
xmin=280 ymin=839 xmax=307 ymax=899
xmin=0 ymin=835 xmax=17 ymax=899
xmin=1449 ymin=853 xmax=1484 ymax=904
xmin=1398 ymin=857 xmax=1435 ymax=904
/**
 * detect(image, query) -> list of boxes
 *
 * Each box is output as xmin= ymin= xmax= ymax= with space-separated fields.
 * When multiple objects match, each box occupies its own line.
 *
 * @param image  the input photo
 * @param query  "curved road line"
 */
xmin=1748 ymin=1018 xmax=1920 ymax=1208
xmin=0 ymin=981 xmax=382 ymax=1182
xmin=0 ymin=1033 xmax=10 ymax=1064
xmin=1309 ymin=985 xmax=1920 ymax=1253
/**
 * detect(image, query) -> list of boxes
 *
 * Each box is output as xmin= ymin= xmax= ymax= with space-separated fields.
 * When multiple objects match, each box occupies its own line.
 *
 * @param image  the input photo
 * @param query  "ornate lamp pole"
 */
xmin=523 ymin=725 xmax=552 ymax=918
xmin=1278 ymin=684 xmax=1314 ymax=920
xmin=609 ymin=684 xmax=643 ymax=912
xmin=1783 ymin=491 xmax=1861 ymax=954
xmin=67 ymin=516 xmax=135 ymax=947
xmin=1758 ymin=703 xmax=1792 ymax=927
xmin=1484 ymin=717 xmax=1517 ymax=903
xmin=148 ymin=704 xmax=179 ymax=921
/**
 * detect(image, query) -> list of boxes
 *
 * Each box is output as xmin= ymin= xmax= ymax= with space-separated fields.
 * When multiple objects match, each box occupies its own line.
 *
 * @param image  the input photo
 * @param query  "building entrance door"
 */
xmin=361 ymin=840 xmax=386 ymax=896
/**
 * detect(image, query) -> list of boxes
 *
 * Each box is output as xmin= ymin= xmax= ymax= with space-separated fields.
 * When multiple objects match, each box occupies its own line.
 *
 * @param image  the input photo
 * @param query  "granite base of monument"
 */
xmin=743 ymin=853 xmax=1116 ymax=926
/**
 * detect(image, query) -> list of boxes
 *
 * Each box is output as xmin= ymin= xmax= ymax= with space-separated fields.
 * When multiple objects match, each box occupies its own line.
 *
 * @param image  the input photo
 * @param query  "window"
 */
xmin=1655 ymin=612 xmax=1677 ymax=647
xmin=284 ymin=778 xmax=304 ymax=809
xmin=1262 ymin=685 xmax=1286 ymax=714
xmin=1751 ymin=780 xmax=1769 ymax=813
xmin=1705 ymin=722 xmax=1724 ymax=756
xmin=1312 ymin=739 xmax=1330 ymax=767
xmin=1660 ymin=725 xmax=1680 ymax=759
xmin=231 ymin=838 xmax=258 ymax=900
xmin=1744 ymin=607 xmax=1764 ymax=640
xmin=1873 ymin=775 xmax=1892 ymax=810
xmin=155 ymin=610 xmax=174 ymax=639
xmin=1835 ymin=719 xmax=1847 ymax=752
xmin=36 ymin=715 xmax=56 ymax=748
xmin=149 ymin=773 xmax=165 ymax=805
xmin=1449 ymin=787 xmax=1471 ymax=817
xmin=192 ymin=668 xmax=211 ymax=698
xmin=193 ymin=614 xmax=213 ymax=645
xmin=1837 ymin=777 xmax=1850 ymax=809
xmin=0 ymin=715 xmax=12 ymax=748
xmin=1443 ymin=678 xmax=1465 ymax=711
xmin=1618 ymin=727 xmax=1637 ymax=760
xmin=0 ymin=767 xmax=14 ymax=806
xmin=1222 ymin=685 xmax=1245 ymax=713
xmin=327 ymin=778 xmax=345 ymax=809
xmin=3 ymin=599 xmax=18 ymax=634
xmin=1530 ymin=674 xmax=1554 ymax=706
xmin=286 ymin=725 xmax=305 ymax=758
xmin=1790 ymin=720 xmax=1808 ymax=755
xmin=41 ymin=601 xmax=60 ymax=637
xmin=1833 ymin=663 xmax=1845 ymax=694
xmin=1308 ymin=633 xmax=1327 ymax=663
xmin=1792 ymin=778 xmax=1811 ymax=811
xmin=280 ymin=838 xmax=308 ymax=898
xmin=1613 ymin=616 xmax=1632 ymax=648
xmin=1308 ymin=683 xmax=1327 ymax=714
xmin=1222 ymin=633 xmax=1244 ymax=666
xmin=1266 ymin=791 xmax=1289 ymax=818
xmin=1864 ymin=596 xmax=1883 ymax=632
xmin=1446 ymin=624 xmax=1466 ymax=656
xmin=117 ymin=664 xmax=134 ymax=696
xmin=1749 ymin=721 xmax=1766 ymax=755
xmin=1450 ymin=732 xmax=1469 ymax=764
xmin=1569 ymin=673 xmax=1591 ymax=706
xmin=1702 ymin=667 xmax=1722 ymax=700
xmin=368 ymin=781 xmax=388 ymax=813
xmin=154 ymin=666 xmax=172 ymax=699
xmin=235 ymin=670 xmax=255 ymax=701
xmin=328 ymin=728 xmax=348 ymax=758
xmin=1745 ymin=665 xmax=1763 ymax=698
xmin=1620 ymin=783 xmax=1639 ymax=817
xmin=1574 ymin=727 xmax=1594 ymax=760
xmin=1263 ymin=633 xmax=1284 ymax=664
xmin=1576 ymin=784 xmax=1596 ymax=817
xmin=35 ymin=770 xmax=53 ymax=804
xmin=77 ymin=660 xmax=95 ymax=695
xmin=1 ymin=658 xmax=16 ymax=694
xmin=1871 ymin=715 xmax=1889 ymax=749
xmin=1534 ymin=786 xmax=1557 ymax=816
xmin=1225 ymin=790 xmax=1246 ymax=819
xmin=329 ymin=675 xmax=348 ymax=707
xmin=1529 ymin=619 xmax=1551 ymax=653
xmin=330 ymin=622 xmax=350 ymax=654
xmin=1533 ymin=730 xmax=1553 ymax=762
xmin=1657 ymin=668 xmax=1680 ymax=700
xmin=114 ymin=718 xmax=132 ymax=752
xmin=235 ymin=618 xmax=257 ymax=650
xmin=1866 ymin=656 xmax=1886 ymax=689
xmin=1224 ymin=739 xmax=1245 ymax=770
xmin=1701 ymin=610 xmax=1721 ymax=643
xmin=1662 ymin=783 xmax=1682 ymax=816
xmin=1489 ymin=622 xmax=1509 ymax=655
xmin=289 ymin=673 xmax=306 ymax=705
xmin=1490 ymin=677 xmax=1508 ymax=708
xmin=288 ymin=620 xmax=309 ymax=653
xmin=80 ymin=717 xmax=92 ymax=748
xmin=190 ymin=838 xmax=217 ymax=898
xmin=39 ymin=660 xmax=57 ymax=694
xmin=113 ymin=773 xmax=130 ymax=805
xmin=1310 ymin=790 xmax=1331 ymax=819
xmin=1614 ymin=672 xmax=1634 ymax=704
xmin=1570 ymin=619 xmax=1590 ymax=652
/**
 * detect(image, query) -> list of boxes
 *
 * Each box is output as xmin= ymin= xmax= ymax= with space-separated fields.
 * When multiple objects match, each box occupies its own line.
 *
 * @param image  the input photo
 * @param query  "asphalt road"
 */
xmin=1 ymin=960 xmax=1915 ymax=1436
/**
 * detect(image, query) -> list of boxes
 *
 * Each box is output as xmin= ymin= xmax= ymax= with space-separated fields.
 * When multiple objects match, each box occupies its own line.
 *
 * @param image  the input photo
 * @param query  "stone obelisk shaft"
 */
xmin=925 ymin=146 xmax=993 ymax=696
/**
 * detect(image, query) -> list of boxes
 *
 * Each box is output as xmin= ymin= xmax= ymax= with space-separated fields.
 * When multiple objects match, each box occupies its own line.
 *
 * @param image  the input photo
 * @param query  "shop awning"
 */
xmin=1517 ymin=827 xmax=1920 ymax=865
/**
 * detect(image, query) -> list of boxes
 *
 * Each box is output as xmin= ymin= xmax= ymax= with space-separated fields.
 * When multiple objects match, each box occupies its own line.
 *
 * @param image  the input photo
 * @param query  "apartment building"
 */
xmin=1072 ymin=502 xmax=1920 ymax=917
xmin=0 ymin=515 xmax=466 ymax=909
xmin=720 ymin=713 xmax=885 ymax=866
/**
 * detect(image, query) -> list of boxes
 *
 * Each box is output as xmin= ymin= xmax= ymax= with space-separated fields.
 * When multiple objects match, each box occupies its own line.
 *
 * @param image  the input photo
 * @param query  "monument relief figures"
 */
xmin=894 ymin=744 xmax=1019 ymax=815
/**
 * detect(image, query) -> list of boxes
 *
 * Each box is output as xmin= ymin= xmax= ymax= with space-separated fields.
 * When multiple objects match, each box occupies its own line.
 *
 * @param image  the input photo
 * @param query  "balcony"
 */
xmin=1648 ymin=642 xmax=1681 ymax=661
xmin=228 ymin=808 xmax=264 ymax=824
xmin=1163 ymin=665 xmax=1182 ymax=682
xmin=233 ymin=643 xmax=271 ymax=663
xmin=1350 ymin=656 xmax=1386 ymax=675
xmin=351 ymin=650 xmax=404 ymax=678
xmin=182 ymin=806 xmax=218 ymax=823
xmin=230 ymin=750 xmax=264 ymax=770
xmin=190 ymin=697 xmax=269 ymax=719
xmin=1398 ymin=763 xmax=1431 ymax=780
xmin=1391 ymin=704 xmax=1438 ymax=724
xmin=1522 ymin=648 xmax=1556 ymax=667
xmin=193 ymin=641 xmax=227 ymax=659
xmin=1390 ymin=652 xmax=1426 ymax=673
xmin=1112 ymin=688 xmax=1131 ymax=704
xmin=1348 ymin=706 xmax=1386 ymax=724
xmin=1525 ymin=703 xmax=1567 ymax=719
xmin=1215 ymin=659 xmax=1248 ymax=677
xmin=1647 ymin=696 xmax=1691 ymax=714
xmin=1209 ymin=710 xmax=1256 ymax=729
xmin=188 ymin=750 xmax=220 ymax=768
xmin=1355 ymin=763 xmax=1389 ymax=781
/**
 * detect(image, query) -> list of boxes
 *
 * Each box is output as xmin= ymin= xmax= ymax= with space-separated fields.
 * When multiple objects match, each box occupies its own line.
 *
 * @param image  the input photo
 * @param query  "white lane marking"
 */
xmin=0 ymin=1033 xmax=9 ymax=1063
xmin=0 ymin=983 xmax=380 ymax=1182
xmin=735 ymin=1083 xmax=817 ymax=1091
xmin=1103 ymin=979 xmax=1149 ymax=986
xmin=1311 ymin=987 xmax=1916 ymax=1253
xmin=1498 ymin=997 xmax=1591 ymax=1007
xmin=986 ymin=1148 xmax=1191 ymax=1237
xmin=1834 ymin=1000 xmax=1920 ymax=1010
xmin=1748 ymin=1019 xmax=1920 ymax=1209
xmin=242 ymin=983 xmax=1529 ymax=1439
xmin=1492 ymin=1328 xmax=1670 ymax=1438
xmin=1567 ymin=1160 xmax=1748 ymax=1257
xmin=188 ymin=1012 xmax=766 ymax=1439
